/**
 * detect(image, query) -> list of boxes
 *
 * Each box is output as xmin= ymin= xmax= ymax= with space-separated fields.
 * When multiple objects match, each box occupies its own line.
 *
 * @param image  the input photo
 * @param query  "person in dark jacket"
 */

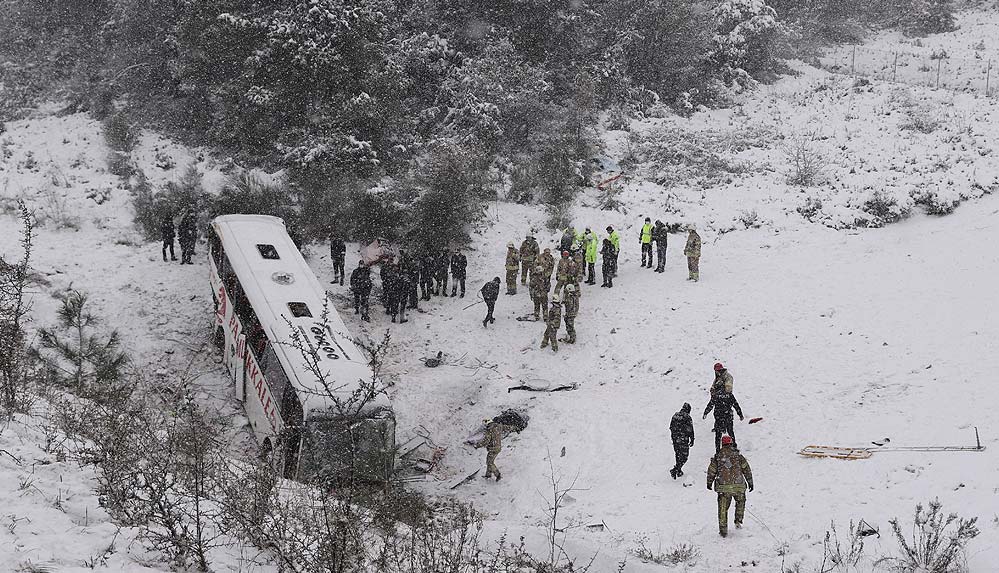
xmin=178 ymin=209 xmax=198 ymax=264
xmin=349 ymin=261 xmax=372 ymax=322
xmin=395 ymin=261 xmax=410 ymax=323
xmin=652 ymin=220 xmax=668 ymax=273
xmin=380 ymin=263 xmax=393 ymax=312
xmin=669 ymin=403 xmax=695 ymax=479
xmin=419 ymin=251 xmax=435 ymax=301
xmin=704 ymin=391 xmax=745 ymax=452
xmin=480 ymin=277 xmax=500 ymax=327
xmin=600 ymin=238 xmax=615 ymax=288
xmin=161 ymin=213 xmax=177 ymax=262
xmin=435 ymin=247 xmax=450 ymax=296
xmin=330 ymin=234 xmax=346 ymax=285
xmin=404 ymin=256 xmax=420 ymax=309
xmin=450 ymin=249 xmax=467 ymax=297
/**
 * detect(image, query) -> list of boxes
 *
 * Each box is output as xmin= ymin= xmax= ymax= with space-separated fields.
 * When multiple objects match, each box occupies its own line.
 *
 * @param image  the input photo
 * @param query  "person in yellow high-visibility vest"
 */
xmin=583 ymin=228 xmax=598 ymax=285
xmin=639 ymin=217 xmax=654 ymax=269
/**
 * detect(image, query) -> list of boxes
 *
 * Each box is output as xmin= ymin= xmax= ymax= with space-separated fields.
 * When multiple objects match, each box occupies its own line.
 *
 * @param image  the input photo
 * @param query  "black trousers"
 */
xmin=354 ymin=292 xmax=369 ymax=318
xmin=672 ymin=440 xmax=690 ymax=472
xmin=162 ymin=238 xmax=175 ymax=260
xmin=408 ymin=286 xmax=418 ymax=309
xmin=641 ymin=243 xmax=653 ymax=266
xmin=180 ymin=241 xmax=194 ymax=264
xmin=656 ymin=243 xmax=667 ymax=270
xmin=602 ymin=263 xmax=613 ymax=287
xmin=451 ymin=277 xmax=466 ymax=296
xmin=484 ymin=300 xmax=496 ymax=324
xmin=332 ymin=257 xmax=345 ymax=281
xmin=713 ymin=421 xmax=736 ymax=452
xmin=586 ymin=262 xmax=595 ymax=283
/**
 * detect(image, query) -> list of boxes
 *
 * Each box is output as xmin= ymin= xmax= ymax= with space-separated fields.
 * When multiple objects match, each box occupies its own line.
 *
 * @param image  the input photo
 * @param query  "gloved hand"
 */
xmin=748 ymin=483 xmax=754 ymax=492
xmin=739 ymin=415 xmax=745 ymax=421
xmin=706 ymin=484 xmax=712 ymax=491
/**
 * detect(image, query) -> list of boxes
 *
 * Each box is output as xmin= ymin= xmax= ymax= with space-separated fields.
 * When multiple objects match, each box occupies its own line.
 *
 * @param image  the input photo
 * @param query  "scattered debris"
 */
xmin=508 ymin=383 xmax=578 ymax=393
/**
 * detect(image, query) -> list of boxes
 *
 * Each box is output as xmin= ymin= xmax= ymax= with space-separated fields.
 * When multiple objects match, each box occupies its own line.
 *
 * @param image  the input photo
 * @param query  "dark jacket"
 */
xmin=420 ymin=254 xmax=435 ymax=282
xmin=350 ymin=267 xmax=372 ymax=295
xmin=704 ymin=392 xmax=744 ymax=427
xmin=600 ymin=239 xmax=615 ymax=270
xmin=330 ymin=237 xmax=346 ymax=261
xmin=670 ymin=404 xmax=694 ymax=446
xmin=481 ymin=280 xmax=500 ymax=303
xmin=178 ymin=215 xmax=197 ymax=245
xmin=160 ymin=217 xmax=175 ymax=241
xmin=450 ymin=253 xmax=467 ymax=279
xmin=652 ymin=222 xmax=668 ymax=247
xmin=435 ymin=250 xmax=450 ymax=279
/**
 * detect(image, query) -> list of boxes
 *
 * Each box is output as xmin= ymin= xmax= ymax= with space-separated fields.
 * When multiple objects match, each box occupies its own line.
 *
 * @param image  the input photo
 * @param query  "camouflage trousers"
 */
xmin=563 ymin=316 xmax=576 ymax=343
xmin=532 ymin=293 xmax=549 ymax=320
xmin=541 ymin=325 xmax=559 ymax=351
xmin=506 ymin=269 xmax=518 ymax=293
xmin=687 ymin=256 xmax=699 ymax=281
xmin=521 ymin=260 xmax=535 ymax=285
xmin=485 ymin=448 xmax=501 ymax=478
xmin=717 ymin=489 xmax=746 ymax=534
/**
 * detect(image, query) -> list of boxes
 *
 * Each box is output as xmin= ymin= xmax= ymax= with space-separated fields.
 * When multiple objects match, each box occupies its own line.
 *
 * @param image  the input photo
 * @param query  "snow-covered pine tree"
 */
xmin=905 ymin=0 xmax=956 ymax=36
xmin=709 ymin=0 xmax=788 ymax=89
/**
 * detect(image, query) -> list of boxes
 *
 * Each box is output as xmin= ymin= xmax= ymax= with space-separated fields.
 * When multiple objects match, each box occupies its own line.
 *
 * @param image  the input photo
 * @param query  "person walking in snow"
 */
xmin=639 ymin=217 xmax=654 ymax=269
xmin=561 ymin=283 xmax=579 ymax=344
xmin=529 ymin=262 xmax=549 ymax=321
xmin=670 ymin=403 xmax=695 ymax=479
xmin=160 ymin=213 xmax=177 ymax=262
xmin=349 ymin=260 xmax=372 ymax=322
xmin=450 ymin=248 xmax=467 ymax=297
xmin=600 ymin=238 xmax=616 ymax=288
xmin=606 ymin=225 xmax=621 ymax=277
xmin=584 ymin=228 xmax=598 ymax=285
xmin=480 ymin=277 xmax=500 ymax=327
xmin=520 ymin=233 xmax=539 ymax=286
xmin=707 ymin=435 xmax=753 ymax=537
xmin=330 ymin=233 xmax=346 ymax=285
xmin=652 ymin=219 xmax=668 ymax=273
xmin=540 ymin=295 xmax=562 ymax=352
xmin=704 ymin=390 xmax=744 ymax=452
xmin=711 ymin=363 xmax=734 ymax=397
xmin=505 ymin=243 xmax=520 ymax=295
xmin=474 ymin=419 xmax=517 ymax=481
xmin=684 ymin=225 xmax=702 ymax=282
xmin=178 ymin=209 xmax=198 ymax=264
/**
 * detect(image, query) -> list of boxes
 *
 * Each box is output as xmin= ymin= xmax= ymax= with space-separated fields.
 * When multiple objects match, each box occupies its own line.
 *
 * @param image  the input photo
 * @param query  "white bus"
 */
xmin=208 ymin=215 xmax=395 ymax=482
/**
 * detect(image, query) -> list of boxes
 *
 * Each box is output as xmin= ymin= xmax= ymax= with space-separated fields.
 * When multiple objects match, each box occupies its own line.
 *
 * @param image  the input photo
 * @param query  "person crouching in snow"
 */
xmin=707 ymin=435 xmax=753 ymax=537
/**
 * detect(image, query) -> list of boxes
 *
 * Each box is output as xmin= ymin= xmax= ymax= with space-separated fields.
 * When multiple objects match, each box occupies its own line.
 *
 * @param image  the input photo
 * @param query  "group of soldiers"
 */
xmin=159 ymin=209 xmax=200 ymax=265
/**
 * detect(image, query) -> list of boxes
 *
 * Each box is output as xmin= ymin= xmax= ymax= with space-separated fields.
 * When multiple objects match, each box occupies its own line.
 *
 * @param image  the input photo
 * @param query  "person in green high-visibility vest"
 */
xmin=605 ymin=225 xmax=620 ymax=277
xmin=583 ymin=228 xmax=598 ymax=285
xmin=639 ymin=217 xmax=654 ymax=269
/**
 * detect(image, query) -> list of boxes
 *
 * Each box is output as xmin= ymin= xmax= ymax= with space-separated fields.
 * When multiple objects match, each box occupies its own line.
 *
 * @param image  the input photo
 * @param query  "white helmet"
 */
xmin=564 ymin=284 xmax=575 ymax=293
xmin=507 ymin=242 xmax=515 ymax=248
xmin=552 ymin=294 xmax=562 ymax=303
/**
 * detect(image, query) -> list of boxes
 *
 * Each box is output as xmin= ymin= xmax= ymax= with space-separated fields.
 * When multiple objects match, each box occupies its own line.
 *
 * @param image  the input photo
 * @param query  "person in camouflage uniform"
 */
xmin=560 ymin=283 xmax=579 ymax=344
xmin=539 ymin=247 xmax=556 ymax=282
xmin=474 ymin=419 xmax=517 ymax=481
xmin=711 ymin=363 xmax=734 ymax=397
xmin=554 ymin=251 xmax=577 ymax=294
xmin=684 ymin=225 xmax=702 ymax=282
xmin=529 ymin=262 xmax=549 ymax=321
xmin=520 ymin=233 xmax=539 ymax=286
xmin=540 ymin=295 xmax=562 ymax=352
xmin=707 ymin=435 xmax=754 ymax=537
xmin=505 ymin=243 xmax=520 ymax=295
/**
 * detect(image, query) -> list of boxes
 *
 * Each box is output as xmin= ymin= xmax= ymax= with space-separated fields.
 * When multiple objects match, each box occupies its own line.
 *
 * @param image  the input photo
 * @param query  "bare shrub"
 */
xmin=783 ymin=134 xmax=828 ymax=187
xmin=37 ymin=182 xmax=81 ymax=230
xmin=107 ymin=150 xmax=135 ymax=180
xmin=632 ymin=537 xmax=700 ymax=566
xmin=797 ymin=196 xmax=824 ymax=221
xmin=739 ymin=209 xmax=760 ymax=229
xmin=876 ymin=500 xmax=979 ymax=573
xmin=899 ymin=106 xmax=941 ymax=134
xmin=860 ymin=189 xmax=911 ymax=227
xmin=0 ymin=202 xmax=36 ymax=413
xmin=912 ymin=188 xmax=960 ymax=216
xmin=103 ymin=111 xmax=138 ymax=152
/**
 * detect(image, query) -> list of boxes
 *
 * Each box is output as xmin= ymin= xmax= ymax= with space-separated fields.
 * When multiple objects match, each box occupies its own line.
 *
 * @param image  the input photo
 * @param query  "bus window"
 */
xmin=262 ymin=345 xmax=289 ymax=411
xmin=287 ymin=302 xmax=312 ymax=318
xmin=209 ymin=230 xmax=223 ymax=269
xmin=246 ymin=313 xmax=269 ymax=361
xmin=257 ymin=244 xmax=280 ymax=260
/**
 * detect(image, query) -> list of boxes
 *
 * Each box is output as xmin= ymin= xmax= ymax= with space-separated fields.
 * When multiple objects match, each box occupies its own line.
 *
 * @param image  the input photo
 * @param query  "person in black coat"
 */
xmin=669 ymin=403 xmax=695 ymax=479
xmin=394 ymin=262 xmax=411 ymax=323
xmin=330 ymin=234 xmax=346 ymax=285
xmin=349 ymin=261 xmax=372 ymax=322
xmin=178 ymin=209 xmax=198 ymax=264
xmin=450 ymin=249 xmax=467 ymax=297
xmin=704 ymin=391 xmax=745 ymax=451
xmin=419 ymin=251 xmax=435 ymax=301
xmin=160 ymin=213 xmax=177 ymax=262
xmin=652 ymin=220 xmax=668 ymax=273
xmin=480 ymin=277 xmax=500 ymax=327
xmin=435 ymin=247 xmax=450 ymax=296
xmin=404 ymin=256 xmax=420 ymax=310
xmin=600 ymin=238 xmax=615 ymax=288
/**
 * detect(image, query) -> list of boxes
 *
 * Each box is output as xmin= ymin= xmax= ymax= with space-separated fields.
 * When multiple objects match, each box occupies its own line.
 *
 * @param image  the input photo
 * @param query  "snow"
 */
xmin=2 ymin=8 xmax=999 ymax=572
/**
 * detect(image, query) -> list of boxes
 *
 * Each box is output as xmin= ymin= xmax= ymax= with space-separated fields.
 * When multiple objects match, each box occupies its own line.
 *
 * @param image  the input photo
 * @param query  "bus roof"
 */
xmin=211 ymin=215 xmax=389 ymax=417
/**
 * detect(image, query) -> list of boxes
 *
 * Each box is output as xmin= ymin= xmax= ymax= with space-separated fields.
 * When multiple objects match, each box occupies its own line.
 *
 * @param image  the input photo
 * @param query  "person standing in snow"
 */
xmin=160 ymin=212 xmax=177 ymax=262
xmin=395 ymin=261 xmax=411 ymax=323
xmin=474 ymin=419 xmax=516 ymax=481
xmin=711 ymin=363 xmax=734 ymax=396
xmin=539 ymin=247 xmax=556 ymax=282
xmin=554 ymin=250 xmax=577 ymax=294
xmin=178 ymin=209 xmax=198 ymax=265
xmin=505 ymin=243 xmax=520 ymax=295
xmin=419 ymin=250 xmax=435 ymax=301
xmin=707 ymin=435 xmax=753 ymax=537
xmin=540 ymin=295 xmax=562 ymax=352
xmin=330 ymin=233 xmax=346 ymax=285
xmin=349 ymin=260 xmax=372 ymax=322
xmin=403 ymin=254 xmax=420 ymax=310
xmin=520 ymin=233 xmax=539 ymax=286
xmin=480 ymin=277 xmax=500 ymax=327
xmin=639 ymin=217 xmax=654 ymax=268
xmin=559 ymin=227 xmax=575 ymax=253
xmin=600 ymin=238 xmax=616 ymax=288
xmin=684 ymin=225 xmax=702 ymax=282
xmin=435 ymin=247 xmax=450 ymax=296
xmin=704 ymin=390 xmax=744 ymax=452
xmin=561 ymin=283 xmax=579 ymax=344
xmin=450 ymin=248 xmax=467 ymax=297
xmin=529 ymin=262 xmax=549 ymax=321
xmin=652 ymin=220 xmax=668 ymax=273
xmin=670 ymin=403 xmax=695 ymax=479
xmin=606 ymin=225 xmax=621 ymax=277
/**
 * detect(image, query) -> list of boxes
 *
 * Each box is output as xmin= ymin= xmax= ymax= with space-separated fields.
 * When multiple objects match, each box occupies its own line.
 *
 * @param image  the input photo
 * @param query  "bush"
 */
xmin=404 ymin=146 xmax=490 ymax=250
xmin=860 ymin=189 xmax=911 ymax=227
xmin=211 ymin=173 xmax=301 ymax=242
xmin=107 ymin=150 xmax=135 ymax=179
xmin=739 ymin=209 xmax=761 ymax=229
xmin=103 ymin=111 xmax=138 ymax=153
xmin=900 ymin=107 xmax=941 ymax=134
xmin=877 ymin=499 xmax=978 ymax=573
xmin=784 ymin=134 xmax=828 ymax=186
xmin=632 ymin=537 xmax=700 ymax=566
xmin=912 ymin=187 xmax=960 ymax=215
xmin=797 ymin=196 xmax=824 ymax=221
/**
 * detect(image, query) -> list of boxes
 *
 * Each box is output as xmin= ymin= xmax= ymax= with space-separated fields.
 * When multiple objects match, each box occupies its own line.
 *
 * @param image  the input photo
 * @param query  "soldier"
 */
xmin=474 ymin=419 xmax=517 ymax=481
xmin=600 ymin=238 xmax=615 ymax=288
xmin=505 ymin=243 xmax=519 ymax=295
xmin=349 ymin=260 xmax=372 ymax=322
xmin=450 ymin=248 xmax=467 ymax=297
xmin=704 ymin=390 xmax=744 ymax=452
xmin=178 ymin=209 xmax=198 ymax=264
xmin=707 ymin=435 xmax=754 ymax=537
xmin=583 ymin=228 xmax=598 ymax=285
xmin=520 ymin=233 xmax=539 ymax=286
xmin=606 ymin=225 xmax=620 ymax=277
xmin=160 ymin=213 xmax=177 ymax=262
xmin=330 ymin=233 xmax=346 ymax=285
xmin=711 ymin=363 xmax=734 ymax=396
xmin=669 ymin=403 xmax=694 ymax=479
xmin=529 ymin=262 xmax=549 ymax=321
xmin=554 ymin=251 xmax=576 ymax=294
xmin=652 ymin=220 xmax=668 ymax=273
xmin=436 ymin=247 xmax=450 ymax=296
xmin=561 ymin=283 xmax=579 ymax=344
xmin=639 ymin=217 xmax=654 ymax=268
xmin=539 ymin=247 xmax=556 ymax=282
xmin=480 ymin=277 xmax=500 ymax=327
xmin=684 ymin=225 xmax=702 ymax=282
xmin=540 ymin=295 xmax=562 ymax=352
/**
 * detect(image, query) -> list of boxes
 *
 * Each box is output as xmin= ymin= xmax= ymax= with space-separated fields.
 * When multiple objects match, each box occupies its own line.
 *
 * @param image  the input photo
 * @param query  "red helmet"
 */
xmin=561 ymin=250 xmax=570 ymax=257
xmin=714 ymin=362 xmax=724 ymax=371
xmin=721 ymin=435 xmax=734 ymax=446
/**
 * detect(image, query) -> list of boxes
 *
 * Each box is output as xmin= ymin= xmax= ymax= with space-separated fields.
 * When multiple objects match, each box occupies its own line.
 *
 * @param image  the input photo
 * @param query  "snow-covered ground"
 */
xmin=2 ymin=9 xmax=999 ymax=571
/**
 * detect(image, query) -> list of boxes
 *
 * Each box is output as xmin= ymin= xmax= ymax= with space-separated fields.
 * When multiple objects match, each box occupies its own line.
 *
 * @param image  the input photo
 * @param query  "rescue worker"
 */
xmin=529 ymin=262 xmax=549 ymax=321
xmin=559 ymin=227 xmax=575 ymax=253
xmin=704 ymin=390 xmax=744 ymax=452
xmin=474 ymin=419 xmax=517 ymax=481
xmin=520 ymin=233 xmax=539 ymax=286
xmin=554 ymin=251 xmax=576 ymax=294
xmin=711 ymin=363 xmax=734 ymax=396
xmin=505 ymin=243 xmax=519 ymax=295
xmin=160 ymin=213 xmax=177 ymax=262
xmin=584 ymin=228 xmax=598 ymax=285
xmin=436 ymin=247 xmax=450 ymax=296
xmin=600 ymin=238 xmax=615 ymax=288
xmin=561 ymin=283 xmax=579 ymax=344
xmin=539 ymin=247 xmax=556 ymax=282
xmin=330 ymin=233 xmax=346 ymax=285
xmin=652 ymin=220 xmax=668 ymax=272
xmin=669 ymin=403 xmax=694 ymax=479
xmin=684 ymin=225 xmax=702 ymax=282
xmin=639 ymin=217 xmax=654 ymax=268
xmin=178 ymin=209 xmax=198 ymax=264
xmin=450 ymin=248 xmax=467 ymax=297
xmin=540 ymin=294 xmax=562 ymax=352
xmin=349 ymin=260 xmax=372 ymax=322
xmin=606 ymin=225 xmax=621 ymax=277
xmin=707 ymin=435 xmax=754 ymax=537
xmin=571 ymin=247 xmax=585 ymax=287
xmin=480 ymin=277 xmax=500 ymax=327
